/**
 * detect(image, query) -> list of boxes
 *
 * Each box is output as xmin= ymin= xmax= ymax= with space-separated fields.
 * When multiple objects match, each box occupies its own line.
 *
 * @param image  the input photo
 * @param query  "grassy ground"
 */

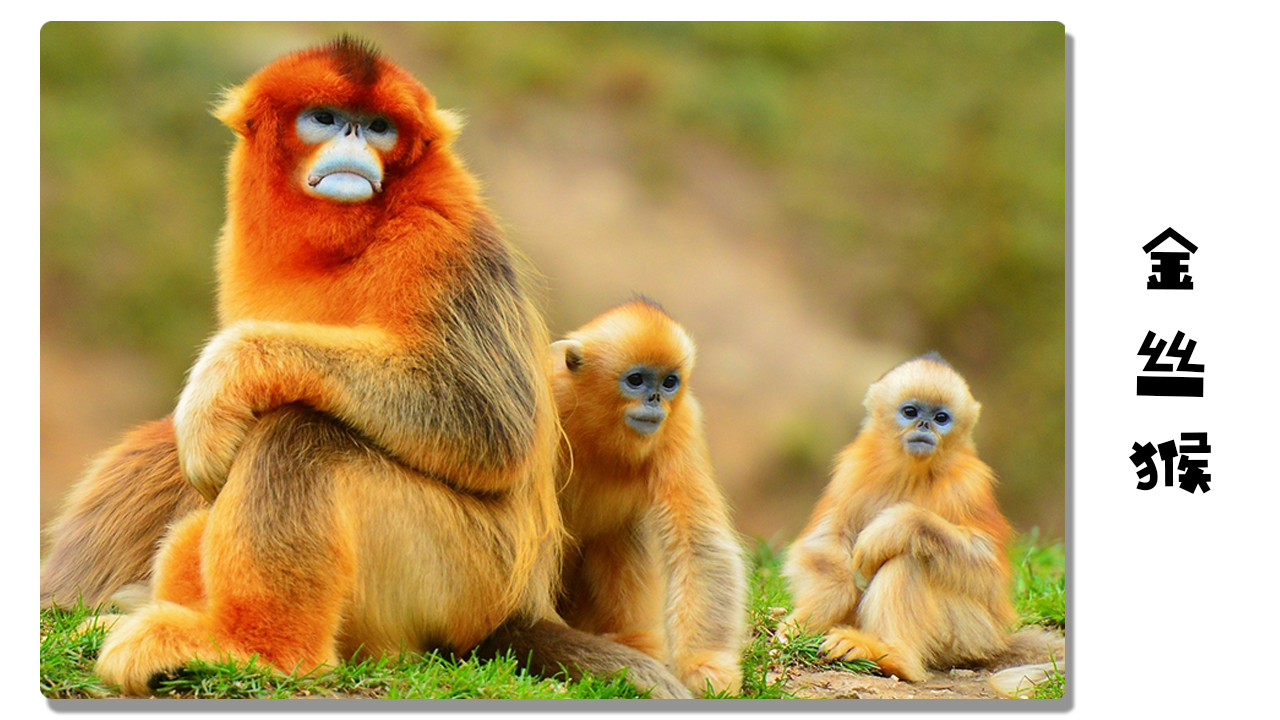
xmin=41 ymin=533 xmax=1064 ymax=700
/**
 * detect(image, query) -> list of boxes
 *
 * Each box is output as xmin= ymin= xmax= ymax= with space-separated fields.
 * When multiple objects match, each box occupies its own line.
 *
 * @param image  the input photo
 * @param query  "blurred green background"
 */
xmin=40 ymin=22 xmax=1064 ymax=546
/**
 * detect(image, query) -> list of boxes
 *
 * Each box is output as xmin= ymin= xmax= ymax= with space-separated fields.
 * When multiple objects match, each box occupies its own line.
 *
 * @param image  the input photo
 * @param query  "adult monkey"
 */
xmin=43 ymin=37 xmax=688 ymax=699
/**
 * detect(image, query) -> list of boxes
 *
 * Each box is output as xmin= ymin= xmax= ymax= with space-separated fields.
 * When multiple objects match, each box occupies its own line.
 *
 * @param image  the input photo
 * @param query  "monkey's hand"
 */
xmin=175 ymin=322 xmax=294 ymax=501
xmin=174 ymin=326 xmax=263 ymax=501
xmin=850 ymin=502 xmax=927 ymax=580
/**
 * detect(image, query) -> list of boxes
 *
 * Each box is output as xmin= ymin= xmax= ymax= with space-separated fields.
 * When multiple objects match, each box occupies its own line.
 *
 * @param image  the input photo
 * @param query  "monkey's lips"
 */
xmin=904 ymin=433 xmax=937 ymax=455
xmin=305 ymin=164 xmax=384 ymax=202
xmin=625 ymin=409 xmax=666 ymax=436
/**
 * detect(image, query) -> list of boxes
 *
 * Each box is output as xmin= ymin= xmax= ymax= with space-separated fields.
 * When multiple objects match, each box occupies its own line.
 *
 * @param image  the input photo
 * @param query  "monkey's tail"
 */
xmin=997 ymin=625 xmax=1065 ymax=667
xmin=980 ymin=626 xmax=1065 ymax=698
xmin=475 ymin=617 xmax=692 ymax=699
xmin=41 ymin=417 xmax=205 ymax=610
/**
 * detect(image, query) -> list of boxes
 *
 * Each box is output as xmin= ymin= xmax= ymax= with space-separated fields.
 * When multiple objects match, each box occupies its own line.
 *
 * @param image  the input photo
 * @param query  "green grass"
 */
xmin=739 ymin=539 xmax=879 ymax=698
xmin=40 ymin=602 xmax=113 ymax=698
xmin=1011 ymin=529 xmax=1066 ymax=630
xmin=40 ymin=532 xmax=1064 ymax=699
xmin=1027 ymin=656 xmax=1065 ymax=700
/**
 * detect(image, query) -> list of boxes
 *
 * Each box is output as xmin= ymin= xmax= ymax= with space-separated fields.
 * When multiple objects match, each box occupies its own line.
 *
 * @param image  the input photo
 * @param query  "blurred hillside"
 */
xmin=40 ymin=22 xmax=1065 ymax=546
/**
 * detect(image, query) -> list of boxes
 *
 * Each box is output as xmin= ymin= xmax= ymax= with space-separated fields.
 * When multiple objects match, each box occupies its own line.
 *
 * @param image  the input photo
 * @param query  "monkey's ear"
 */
xmin=213 ymin=85 xmax=253 ymax=137
xmin=433 ymin=108 xmax=465 ymax=146
xmin=551 ymin=339 xmax=585 ymax=373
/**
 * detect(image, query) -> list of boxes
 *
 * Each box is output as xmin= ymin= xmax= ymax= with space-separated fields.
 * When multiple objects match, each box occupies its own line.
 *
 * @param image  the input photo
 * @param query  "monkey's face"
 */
xmin=295 ymin=107 xmax=397 ymax=202
xmin=865 ymin=356 xmax=981 ymax=459
xmin=215 ymin=38 xmax=462 ymax=221
xmin=895 ymin=400 xmax=954 ymax=456
xmin=551 ymin=302 xmax=694 ymax=448
xmin=618 ymin=365 xmax=682 ymax=436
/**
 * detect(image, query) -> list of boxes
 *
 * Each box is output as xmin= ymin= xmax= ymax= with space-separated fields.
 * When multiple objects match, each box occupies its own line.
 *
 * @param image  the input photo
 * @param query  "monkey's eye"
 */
xmin=934 ymin=411 xmax=951 ymax=425
xmin=314 ymin=112 xmax=336 ymax=126
xmin=369 ymin=118 xmax=390 ymax=133
xmin=626 ymin=373 xmax=645 ymax=388
xmin=901 ymin=405 xmax=918 ymax=419
xmin=662 ymin=375 xmax=680 ymax=390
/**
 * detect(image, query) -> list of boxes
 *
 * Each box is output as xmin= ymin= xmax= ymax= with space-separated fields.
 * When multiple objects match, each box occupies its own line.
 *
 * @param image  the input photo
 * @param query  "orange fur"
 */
xmin=783 ymin=355 xmax=1034 ymax=682
xmin=72 ymin=38 xmax=568 ymax=695
xmin=551 ymin=301 xmax=748 ymax=696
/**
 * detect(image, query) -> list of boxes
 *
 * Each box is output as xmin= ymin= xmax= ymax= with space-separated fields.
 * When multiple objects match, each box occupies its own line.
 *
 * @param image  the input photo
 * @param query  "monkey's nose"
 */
xmin=343 ymin=122 xmax=361 ymax=138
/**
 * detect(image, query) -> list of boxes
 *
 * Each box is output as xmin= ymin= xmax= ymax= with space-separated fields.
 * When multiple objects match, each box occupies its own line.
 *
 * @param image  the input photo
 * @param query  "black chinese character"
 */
xmin=1136 ymin=330 xmax=1203 ymax=397
xmin=1143 ymin=227 xmax=1197 ymax=289
xmin=1130 ymin=434 xmax=1210 ymax=493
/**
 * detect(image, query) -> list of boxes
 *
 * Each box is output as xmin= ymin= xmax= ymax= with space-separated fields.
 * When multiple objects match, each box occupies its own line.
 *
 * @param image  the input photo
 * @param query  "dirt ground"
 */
xmin=776 ymin=667 xmax=1002 ymax=700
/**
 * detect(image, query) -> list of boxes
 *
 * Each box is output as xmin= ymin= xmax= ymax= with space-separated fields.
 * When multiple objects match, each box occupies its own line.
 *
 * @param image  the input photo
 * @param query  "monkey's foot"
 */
xmin=602 ymin=629 xmax=664 ymax=661
xmin=108 ymin=583 xmax=154 ymax=613
xmin=673 ymin=649 xmax=743 ymax=697
xmin=821 ymin=627 xmax=926 ymax=682
xmin=95 ymin=601 xmax=226 ymax=696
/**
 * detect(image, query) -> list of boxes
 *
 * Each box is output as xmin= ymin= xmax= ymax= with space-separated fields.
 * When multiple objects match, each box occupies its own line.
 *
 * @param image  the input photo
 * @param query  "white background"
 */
xmin=12 ymin=4 xmax=1280 ymax=719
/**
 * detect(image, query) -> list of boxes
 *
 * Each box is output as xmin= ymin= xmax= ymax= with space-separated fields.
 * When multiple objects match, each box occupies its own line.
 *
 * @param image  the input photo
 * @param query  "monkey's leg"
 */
xmin=150 ymin=508 xmax=209 ymax=609
xmin=837 ymin=556 xmax=940 ymax=682
xmin=782 ymin=528 xmax=862 ymax=636
xmin=575 ymin=523 xmax=665 ymax=660
xmin=41 ymin=417 xmax=206 ymax=609
xmin=96 ymin=407 xmax=357 ymax=695
xmin=80 ymin=509 xmax=213 ymax=649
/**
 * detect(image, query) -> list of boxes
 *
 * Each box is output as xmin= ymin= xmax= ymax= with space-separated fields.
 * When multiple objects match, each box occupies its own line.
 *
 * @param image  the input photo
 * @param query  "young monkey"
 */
xmin=783 ymin=353 xmax=1056 ymax=681
xmin=550 ymin=300 xmax=747 ymax=697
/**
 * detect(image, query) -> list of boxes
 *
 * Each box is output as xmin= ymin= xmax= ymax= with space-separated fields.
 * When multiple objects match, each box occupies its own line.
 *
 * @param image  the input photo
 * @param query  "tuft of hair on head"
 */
xmin=625 ymin=294 xmax=668 ymax=316
xmin=323 ymin=34 xmax=382 ymax=86
xmin=914 ymin=350 xmax=951 ymax=368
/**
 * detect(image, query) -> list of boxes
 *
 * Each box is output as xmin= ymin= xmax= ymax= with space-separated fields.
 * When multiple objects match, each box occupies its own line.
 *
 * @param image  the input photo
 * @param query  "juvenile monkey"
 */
xmin=43 ymin=38 xmax=687 ymax=699
xmin=549 ymin=300 xmax=748 ymax=697
xmin=783 ymin=353 xmax=1057 ymax=681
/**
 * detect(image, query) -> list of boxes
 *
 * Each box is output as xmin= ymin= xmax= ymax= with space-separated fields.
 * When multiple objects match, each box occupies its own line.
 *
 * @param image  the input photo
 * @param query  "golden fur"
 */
xmin=551 ymin=301 xmax=748 ymax=696
xmin=782 ymin=355 xmax=1056 ymax=681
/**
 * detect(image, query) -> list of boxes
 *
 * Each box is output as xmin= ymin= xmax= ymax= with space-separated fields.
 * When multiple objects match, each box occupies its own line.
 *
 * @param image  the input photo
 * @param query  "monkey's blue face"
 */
xmin=896 ymin=400 xmax=953 ymax=456
xmin=619 ymin=365 xmax=681 ymax=436
xmin=296 ymin=107 xmax=398 ymax=202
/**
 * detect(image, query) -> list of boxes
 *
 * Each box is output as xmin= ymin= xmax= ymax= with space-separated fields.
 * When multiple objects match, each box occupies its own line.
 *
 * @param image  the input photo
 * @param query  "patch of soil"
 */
xmin=774 ymin=666 xmax=1000 ymax=700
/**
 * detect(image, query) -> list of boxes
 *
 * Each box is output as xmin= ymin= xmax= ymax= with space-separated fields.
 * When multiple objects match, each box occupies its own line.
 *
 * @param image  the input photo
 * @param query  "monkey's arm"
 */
xmin=851 ymin=502 xmax=1004 ymax=595
xmin=175 ymin=311 xmax=542 ymax=502
xmin=649 ymin=424 xmax=747 ymax=696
